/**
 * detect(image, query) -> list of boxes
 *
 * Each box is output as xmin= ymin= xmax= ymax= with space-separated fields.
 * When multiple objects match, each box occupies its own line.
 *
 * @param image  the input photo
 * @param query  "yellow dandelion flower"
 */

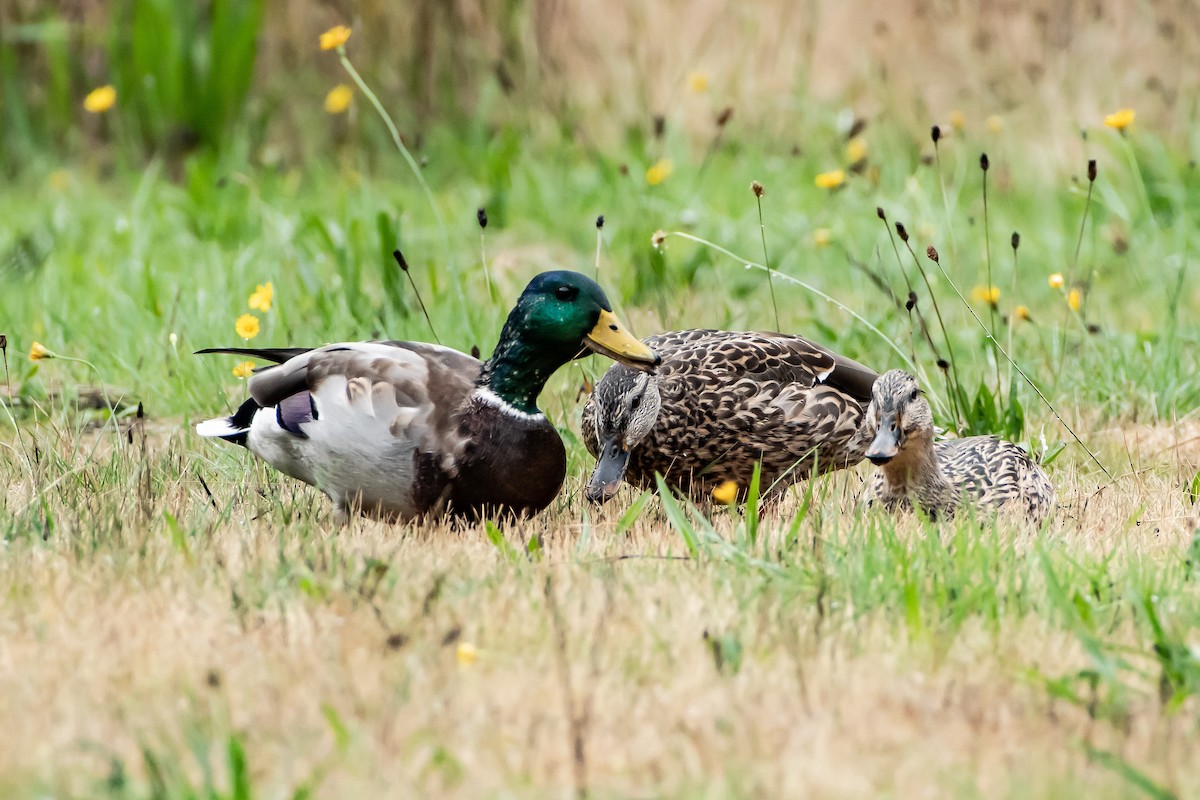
xmin=1104 ymin=108 xmax=1135 ymax=130
xmin=970 ymin=285 xmax=1001 ymax=307
xmin=28 ymin=341 xmax=53 ymax=361
xmin=814 ymin=169 xmax=846 ymax=190
xmin=1067 ymin=288 xmax=1082 ymax=311
xmin=456 ymin=642 xmax=478 ymax=666
xmin=83 ymin=85 xmax=116 ymax=114
xmin=986 ymin=115 xmax=1004 ymax=133
xmin=1048 ymin=273 xmax=1065 ymax=289
xmin=688 ymin=72 xmax=709 ymax=93
xmin=712 ymin=479 xmax=739 ymax=505
xmin=810 ymin=228 xmax=832 ymax=247
xmin=235 ymin=314 xmax=260 ymax=340
xmin=319 ymin=25 xmax=352 ymax=51
xmin=1013 ymin=305 xmax=1032 ymax=322
xmin=949 ymin=110 xmax=966 ymax=131
xmin=845 ymin=137 xmax=867 ymax=164
xmin=232 ymin=361 xmax=255 ymax=379
xmin=48 ymin=170 xmax=70 ymax=191
xmin=324 ymin=84 xmax=353 ymax=114
xmin=248 ymin=282 xmax=274 ymax=312
xmin=645 ymin=159 xmax=673 ymax=186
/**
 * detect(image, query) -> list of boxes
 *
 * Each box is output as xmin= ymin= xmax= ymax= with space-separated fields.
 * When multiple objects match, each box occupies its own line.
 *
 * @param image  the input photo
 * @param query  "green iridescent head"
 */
xmin=481 ymin=270 xmax=659 ymax=413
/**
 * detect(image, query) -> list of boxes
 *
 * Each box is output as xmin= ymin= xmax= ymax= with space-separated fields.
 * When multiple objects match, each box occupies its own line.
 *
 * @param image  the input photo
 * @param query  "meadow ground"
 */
xmin=3 ymin=1 xmax=1200 ymax=797
xmin=0 ymin=418 xmax=1198 ymax=799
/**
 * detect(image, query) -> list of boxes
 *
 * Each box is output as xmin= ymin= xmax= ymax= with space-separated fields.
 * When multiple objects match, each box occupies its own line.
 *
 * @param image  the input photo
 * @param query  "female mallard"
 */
xmin=859 ymin=370 xmax=1055 ymax=523
xmin=580 ymin=329 xmax=879 ymax=503
xmin=196 ymin=271 xmax=659 ymax=521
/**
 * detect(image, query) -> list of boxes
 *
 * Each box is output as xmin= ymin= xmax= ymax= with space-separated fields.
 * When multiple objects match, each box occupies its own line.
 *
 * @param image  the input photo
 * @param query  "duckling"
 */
xmin=196 ymin=271 xmax=659 ymax=521
xmin=580 ymin=329 xmax=879 ymax=503
xmin=859 ymin=369 xmax=1055 ymax=523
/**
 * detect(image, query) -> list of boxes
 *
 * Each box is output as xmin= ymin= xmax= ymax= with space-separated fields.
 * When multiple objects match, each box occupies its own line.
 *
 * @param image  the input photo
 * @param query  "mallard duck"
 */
xmin=580 ymin=329 xmax=879 ymax=503
xmin=196 ymin=271 xmax=659 ymax=521
xmin=859 ymin=369 xmax=1055 ymax=523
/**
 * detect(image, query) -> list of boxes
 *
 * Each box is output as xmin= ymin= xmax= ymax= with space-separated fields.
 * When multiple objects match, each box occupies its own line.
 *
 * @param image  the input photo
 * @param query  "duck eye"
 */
xmin=630 ymin=396 xmax=641 ymax=411
xmin=909 ymin=388 xmax=920 ymax=402
xmin=555 ymin=285 xmax=578 ymax=301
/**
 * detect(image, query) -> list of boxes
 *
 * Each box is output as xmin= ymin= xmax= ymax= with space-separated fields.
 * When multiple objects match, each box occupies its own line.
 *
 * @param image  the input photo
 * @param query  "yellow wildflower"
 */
xmin=986 ymin=115 xmax=1004 ymax=133
xmin=232 ymin=361 xmax=255 ymax=379
xmin=970 ymin=285 xmax=1001 ymax=307
xmin=235 ymin=314 xmax=260 ymax=340
xmin=1048 ymin=273 xmax=1065 ymax=289
xmin=814 ymin=169 xmax=846 ymax=190
xmin=456 ymin=642 xmax=478 ymax=666
xmin=845 ymin=137 xmax=867 ymax=164
xmin=645 ymin=159 xmax=673 ymax=186
xmin=319 ymin=25 xmax=352 ymax=51
xmin=810 ymin=228 xmax=832 ymax=248
xmin=48 ymin=170 xmax=70 ymax=191
xmin=248 ymin=282 xmax=274 ymax=312
xmin=1104 ymin=108 xmax=1135 ymax=131
xmin=324 ymin=84 xmax=353 ymax=114
xmin=1067 ymin=288 xmax=1082 ymax=311
xmin=688 ymin=72 xmax=709 ymax=93
xmin=712 ymin=479 xmax=739 ymax=505
xmin=948 ymin=110 xmax=966 ymax=131
xmin=83 ymin=85 xmax=116 ymax=114
xmin=28 ymin=341 xmax=53 ymax=361
xmin=1013 ymin=305 xmax=1032 ymax=322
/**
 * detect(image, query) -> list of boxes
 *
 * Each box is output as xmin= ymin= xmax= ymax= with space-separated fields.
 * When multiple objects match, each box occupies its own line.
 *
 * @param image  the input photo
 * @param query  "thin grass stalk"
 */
xmin=335 ymin=49 xmax=448 ymax=258
xmin=931 ymin=128 xmax=960 ymax=265
xmin=899 ymin=230 xmax=964 ymax=424
xmin=392 ymin=249 xmax=441 ymax=343
xmin=477 ymin=207 xmax=494 ymax=301
xmin=980 ymin=153 xmax=1002 ymax=390
xmin=872 ymin=218 xmax=927 ymax=368
xmin=878 ymin=213 xmax=954 ymax=418
xmin=924 ymin=246 xmax=1111 ymax=478
xmin=593 ymin=215 xmax=605 ymax=279
xmin=751 ymin=183 xmax=781 ymax=331
xmin=1006 ymin=232 xmax=1020 ymax=387
xmin=1069 ymin=159 xmax=1097 ymax=287
xmin=334 ymin=46 xmax=476 ymax=338
xmin=0 ymin=339 xmax=38 ymax=487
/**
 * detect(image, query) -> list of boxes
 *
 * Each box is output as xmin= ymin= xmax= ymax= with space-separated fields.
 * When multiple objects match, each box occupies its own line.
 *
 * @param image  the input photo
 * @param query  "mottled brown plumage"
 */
xmin=858 ymin=370 xmax=1055 ymax=524
xmin=581 ymin=329 xmax=879 ymax=503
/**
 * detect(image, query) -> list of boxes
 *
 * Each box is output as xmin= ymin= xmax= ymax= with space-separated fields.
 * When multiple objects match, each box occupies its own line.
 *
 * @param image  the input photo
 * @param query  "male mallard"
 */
xmin=196 ymin=271 xmax=659 ymax=521
xmin=580 ymin=329 xmax=879 ymax=503
xmin=859 ymin=369 xmax=1055 ymax=523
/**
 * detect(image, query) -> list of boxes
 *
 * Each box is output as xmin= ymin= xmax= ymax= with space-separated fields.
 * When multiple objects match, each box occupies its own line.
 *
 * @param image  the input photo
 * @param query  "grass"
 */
xmin=3 ymin=6 xmax=1200 ymax=796
xmin=0 ymin=427 xmax=1197 ymax=798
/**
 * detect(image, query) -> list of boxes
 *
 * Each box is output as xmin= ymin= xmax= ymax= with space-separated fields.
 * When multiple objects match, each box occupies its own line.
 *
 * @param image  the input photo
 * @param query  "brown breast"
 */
xmin=446 ymin=403 xmax=567 ymax=519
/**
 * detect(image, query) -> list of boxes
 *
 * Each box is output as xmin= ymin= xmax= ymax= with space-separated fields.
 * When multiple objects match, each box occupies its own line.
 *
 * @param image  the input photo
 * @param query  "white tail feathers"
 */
xmin=195 ymin=416 xmax=249 ymax=439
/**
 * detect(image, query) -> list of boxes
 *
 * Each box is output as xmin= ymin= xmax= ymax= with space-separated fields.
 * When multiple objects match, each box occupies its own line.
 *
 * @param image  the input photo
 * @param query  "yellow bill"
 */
xmin=583 ymin=309 xmax=659 ymax=371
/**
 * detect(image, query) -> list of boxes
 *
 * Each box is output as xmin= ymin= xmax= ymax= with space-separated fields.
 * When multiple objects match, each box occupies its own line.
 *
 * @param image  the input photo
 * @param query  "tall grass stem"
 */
xmin=924 ymin=249 xmax=1111 ymax=478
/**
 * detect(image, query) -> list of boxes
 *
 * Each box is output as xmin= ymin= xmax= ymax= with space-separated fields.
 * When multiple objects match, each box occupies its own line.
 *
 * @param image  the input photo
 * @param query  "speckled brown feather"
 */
xmin=582 ymin=330 xmax=878 ymax=499
xmin=862 ymin=436 xmax=1056 ymax=524
xmin=859 ymin=370 xmax=1055 ymax=524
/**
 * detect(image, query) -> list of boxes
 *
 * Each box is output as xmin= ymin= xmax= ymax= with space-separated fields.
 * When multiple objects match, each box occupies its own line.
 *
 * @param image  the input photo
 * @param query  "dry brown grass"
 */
xmin=11 ymin=0 xmax=1197 ymax=168
xmin=290 ymin=0 xmax=1200 ymax=162
xmin=0 ymin=418 xmax=1197 ymax=798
